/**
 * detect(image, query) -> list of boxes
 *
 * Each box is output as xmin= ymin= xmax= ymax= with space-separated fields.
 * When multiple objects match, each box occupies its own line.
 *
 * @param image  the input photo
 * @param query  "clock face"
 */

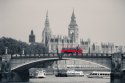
xmin=70 ymin=30 xmax=74 ymax=34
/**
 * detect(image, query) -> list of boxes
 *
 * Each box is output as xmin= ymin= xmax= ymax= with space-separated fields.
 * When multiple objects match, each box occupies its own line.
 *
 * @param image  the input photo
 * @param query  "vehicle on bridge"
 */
xmin=61 ymin=47 xmax=83 ymax=53
xmin=87 ymin=71 xmax=110 ymax=79
xmin=66 ymin=70 xmax=84 ymax=77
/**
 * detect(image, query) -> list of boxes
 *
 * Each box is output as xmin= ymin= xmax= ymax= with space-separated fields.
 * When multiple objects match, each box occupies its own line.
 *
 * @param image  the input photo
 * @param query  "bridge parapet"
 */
xmin=11 ymin=53 xmax=112 ymax=59
xmin=62 ymin=53 xmax=111 ymax=58
xmin=11 ymin=53 xmax=58 ymax=59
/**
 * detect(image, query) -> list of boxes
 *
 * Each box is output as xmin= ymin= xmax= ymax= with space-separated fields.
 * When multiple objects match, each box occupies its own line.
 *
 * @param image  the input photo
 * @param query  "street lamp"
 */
xmin=5 ymin=47 xmax=8 ymax=55
xmin=22 ymin=48 xmax=25 ymax=55
xmin=115 ymin=46 xmax=118 ymax=53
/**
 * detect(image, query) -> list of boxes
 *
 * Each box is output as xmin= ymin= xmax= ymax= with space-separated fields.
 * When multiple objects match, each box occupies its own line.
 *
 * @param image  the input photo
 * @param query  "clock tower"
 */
xmin=68 ymin=10 xmax=78 ymax=43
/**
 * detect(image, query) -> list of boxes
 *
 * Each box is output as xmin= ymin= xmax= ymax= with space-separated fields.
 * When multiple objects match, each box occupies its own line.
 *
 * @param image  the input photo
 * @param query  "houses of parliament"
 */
xmin=29 ymin=10 xmax=125 ymax=53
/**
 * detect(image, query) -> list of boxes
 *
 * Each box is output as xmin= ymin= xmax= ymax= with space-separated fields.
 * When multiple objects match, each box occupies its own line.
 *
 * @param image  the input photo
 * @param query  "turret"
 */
xmin=29 ymin=30 xmax=35 ymax=44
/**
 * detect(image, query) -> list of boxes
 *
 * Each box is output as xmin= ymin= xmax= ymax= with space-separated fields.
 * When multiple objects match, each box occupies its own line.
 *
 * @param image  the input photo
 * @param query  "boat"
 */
xmin=66 ymin=70 xmax=84 ymax=77
xmin=35 ymin=70 xmax=46 ymax=78
xmin=55 ymin=69 xmax=67 ymax=77
xmin=87 ymin=71 xmax=110 ymax=78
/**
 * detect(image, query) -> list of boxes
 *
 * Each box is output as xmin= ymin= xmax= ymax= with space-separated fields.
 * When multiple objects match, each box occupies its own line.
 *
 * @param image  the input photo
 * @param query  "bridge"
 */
xmin=0 ymin=53 xmax=125 ymax=83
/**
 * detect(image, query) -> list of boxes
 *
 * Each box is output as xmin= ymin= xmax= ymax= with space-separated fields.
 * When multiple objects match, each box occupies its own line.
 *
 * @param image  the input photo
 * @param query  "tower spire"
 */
xmin=69 ymin=9 xmax=77 ymax=26
xmin=45 ymin=10 xmax=49 ymax=27
xmin=72 ymin=8 xmax=75 ymax=19
xmin=46 ymin=10 xmax=48 ymax=17
xmin=42 ymin=11 xmax=52 ymax=45
xmin=31 ymin=29 xmax=33 ymax=35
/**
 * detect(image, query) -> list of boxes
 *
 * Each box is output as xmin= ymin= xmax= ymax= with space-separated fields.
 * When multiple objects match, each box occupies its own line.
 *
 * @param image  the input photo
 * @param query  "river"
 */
xmin=28 ymin=75 xmax=110 ymax=83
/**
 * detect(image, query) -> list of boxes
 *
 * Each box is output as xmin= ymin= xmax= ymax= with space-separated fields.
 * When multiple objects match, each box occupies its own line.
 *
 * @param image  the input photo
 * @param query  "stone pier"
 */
xmin=111 ymin=53 xmax=125 ymax=83
xmin=10 ymin=70 xmax=29 ymax=82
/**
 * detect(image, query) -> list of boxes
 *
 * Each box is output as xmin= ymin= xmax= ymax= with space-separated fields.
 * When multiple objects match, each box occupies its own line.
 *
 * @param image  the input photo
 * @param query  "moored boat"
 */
xmin=35 ymin=70 xmax=46 ymax=78
xmin=66 ymin=70 xmax=84 ymax=77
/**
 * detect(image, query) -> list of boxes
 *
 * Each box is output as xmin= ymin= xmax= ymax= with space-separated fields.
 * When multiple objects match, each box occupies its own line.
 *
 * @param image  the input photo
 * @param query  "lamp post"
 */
xmin=115 ymin=46 xmax=118 ymax=53
xmin=88 ymin=47 xmax=90 ymax=54
xmin=5 ymin=47 xmax=8 ymax=55
xmin=22 ymin=48 xmax=25 ymax=55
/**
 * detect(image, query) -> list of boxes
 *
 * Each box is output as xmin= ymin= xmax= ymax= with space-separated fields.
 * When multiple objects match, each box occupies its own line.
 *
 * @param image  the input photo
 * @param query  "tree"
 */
xmin=0 ymin=37 xmax=29 ymax=55
xmin=0 ymin=37 xmax=48 ymax=55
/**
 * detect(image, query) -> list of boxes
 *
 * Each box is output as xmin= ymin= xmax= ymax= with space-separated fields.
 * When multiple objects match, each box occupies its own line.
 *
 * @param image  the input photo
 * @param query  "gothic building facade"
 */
xmin=41 ymin=10 xmax=85 ymax=53
xmin=29 ymin=10 xmax=123 ymax=54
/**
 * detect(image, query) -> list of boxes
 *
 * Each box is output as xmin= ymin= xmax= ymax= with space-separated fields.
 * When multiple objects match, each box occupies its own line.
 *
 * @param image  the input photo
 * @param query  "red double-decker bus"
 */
xmin=61 ymin=47 xmax=83 ymax=53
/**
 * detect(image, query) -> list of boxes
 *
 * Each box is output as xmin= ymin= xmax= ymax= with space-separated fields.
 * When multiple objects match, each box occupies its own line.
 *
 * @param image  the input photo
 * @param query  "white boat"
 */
xmin=35 ymin=70 xmax=46 ymax=78
xmin=87 ymin=71 xmax=110 ymax=78
xmin=66 ymin=70 xmax=84 ymax=77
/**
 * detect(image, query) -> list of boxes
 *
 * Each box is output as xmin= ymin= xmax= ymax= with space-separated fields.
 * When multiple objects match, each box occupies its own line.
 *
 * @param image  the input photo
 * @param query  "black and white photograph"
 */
xmin=0 ymin=0 xmax=125 ymax=83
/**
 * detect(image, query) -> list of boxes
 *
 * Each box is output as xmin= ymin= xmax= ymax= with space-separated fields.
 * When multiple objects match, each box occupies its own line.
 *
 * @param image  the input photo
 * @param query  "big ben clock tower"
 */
xmin=68 ymin=10 xmax=78 ymax=43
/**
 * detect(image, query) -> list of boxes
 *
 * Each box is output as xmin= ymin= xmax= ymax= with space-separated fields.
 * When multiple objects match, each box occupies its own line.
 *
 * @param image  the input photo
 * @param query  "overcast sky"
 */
xmin=0 ymin=0 xmax=125 ymax=45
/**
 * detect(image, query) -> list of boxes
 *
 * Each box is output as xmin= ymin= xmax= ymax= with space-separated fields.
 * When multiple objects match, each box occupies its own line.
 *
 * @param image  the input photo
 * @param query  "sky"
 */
xmin=0 ymin=0 xmax=125 ymax=45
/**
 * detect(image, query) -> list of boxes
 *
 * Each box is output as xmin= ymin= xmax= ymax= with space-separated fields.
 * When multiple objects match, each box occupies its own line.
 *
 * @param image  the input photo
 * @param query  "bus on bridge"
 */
xmin=61 ymin=47 xmax=83 ymax=54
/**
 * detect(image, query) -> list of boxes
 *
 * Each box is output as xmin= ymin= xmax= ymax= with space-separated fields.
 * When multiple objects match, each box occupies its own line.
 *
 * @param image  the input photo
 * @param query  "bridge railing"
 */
xmin=61 ymin=53 xmax=111 ymax=58
xmin=10 ymin=53 xmax=112 ymax=59
xmin=11 ymin=53 xmax=58 ymax=59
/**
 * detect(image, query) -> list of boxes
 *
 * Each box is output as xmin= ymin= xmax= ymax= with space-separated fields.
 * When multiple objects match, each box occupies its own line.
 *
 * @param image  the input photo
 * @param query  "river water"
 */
xmin=27 ymin=75 xmax=110 ymax=83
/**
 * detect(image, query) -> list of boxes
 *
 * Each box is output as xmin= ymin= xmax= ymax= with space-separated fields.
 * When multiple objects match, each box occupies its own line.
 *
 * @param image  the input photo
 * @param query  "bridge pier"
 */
xmin=111 ymin=72 xmax=122 ymax=83
xmin=0 ymin=56 xmax=2 ymax=82
xmin=10 ymin=70 xmax=29 ymax=82
xmin=121 ymin=70 xmax=125 ymax=83
xmin=0 ymin=53 xmax=11 ymax=82
xmin=0 ymin=52 xmax=29 ymax=82
xmin=0 ymin=72 xmax=11 ymax=82
xmin=110 ymin=53 xmax=125 ymax=83
xmin=111 ymin=71 xmax=125 ymax=83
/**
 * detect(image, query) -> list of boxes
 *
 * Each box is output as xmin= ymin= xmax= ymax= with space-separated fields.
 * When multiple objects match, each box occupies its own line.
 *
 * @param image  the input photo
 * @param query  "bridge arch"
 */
xmin=11 ymin=57 xmax=111 ymax=71
xmin=62 ymin=58 xmax=110 ymax=70
xmin=10 ymin=57 xmax=111 ymax=82
xmin=11 ymin=58 xmax=59 ymax=71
